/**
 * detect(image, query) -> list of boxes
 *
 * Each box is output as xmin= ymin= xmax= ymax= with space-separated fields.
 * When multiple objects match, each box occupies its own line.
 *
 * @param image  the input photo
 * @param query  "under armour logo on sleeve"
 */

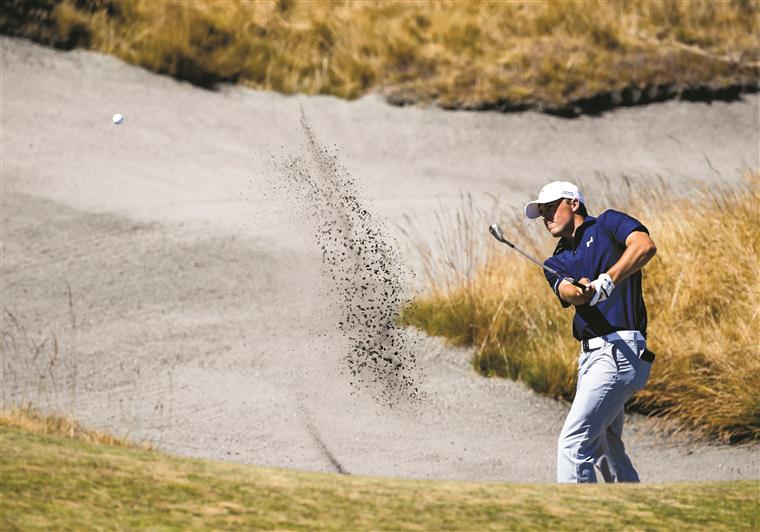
xmin=586 ymin=236 xmax=594 ymax=248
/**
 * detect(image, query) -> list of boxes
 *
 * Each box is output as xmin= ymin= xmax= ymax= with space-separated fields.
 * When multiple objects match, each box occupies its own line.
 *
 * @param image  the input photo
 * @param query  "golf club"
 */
xmin=488 ymin=224 xmax=588 ymax=291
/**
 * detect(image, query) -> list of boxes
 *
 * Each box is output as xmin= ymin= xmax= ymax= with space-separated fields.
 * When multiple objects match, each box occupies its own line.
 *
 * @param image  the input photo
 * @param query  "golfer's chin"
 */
xmin=545 ymin=223 xmax=563 ymax=238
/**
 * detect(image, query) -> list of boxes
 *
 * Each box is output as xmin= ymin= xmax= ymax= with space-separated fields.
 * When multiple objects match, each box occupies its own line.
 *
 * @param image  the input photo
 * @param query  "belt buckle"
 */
xmin=582 ymin=339 xmax=590 ymax=352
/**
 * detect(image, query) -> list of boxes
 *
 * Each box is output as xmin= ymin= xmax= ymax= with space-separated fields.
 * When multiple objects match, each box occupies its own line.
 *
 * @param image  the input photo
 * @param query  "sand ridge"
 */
xmin=2 ymin=37 xmax=759 ymax=482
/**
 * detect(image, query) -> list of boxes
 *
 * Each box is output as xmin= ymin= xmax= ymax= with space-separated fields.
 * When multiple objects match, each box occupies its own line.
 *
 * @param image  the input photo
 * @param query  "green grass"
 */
xmin=2 ymin=423 xmax=759 ymax=530
xmin=2 ymin=0 xmax=758 ymax=114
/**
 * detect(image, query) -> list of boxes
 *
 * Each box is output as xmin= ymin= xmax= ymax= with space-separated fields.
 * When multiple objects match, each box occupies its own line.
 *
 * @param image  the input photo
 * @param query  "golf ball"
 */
xmin=112 ymin=113 xmax=124 ymax=125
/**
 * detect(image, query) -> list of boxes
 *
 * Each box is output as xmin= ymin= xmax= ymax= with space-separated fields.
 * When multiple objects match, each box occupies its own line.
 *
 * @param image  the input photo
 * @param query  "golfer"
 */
xmin=525 ymin=181 xmax=657 ymax=483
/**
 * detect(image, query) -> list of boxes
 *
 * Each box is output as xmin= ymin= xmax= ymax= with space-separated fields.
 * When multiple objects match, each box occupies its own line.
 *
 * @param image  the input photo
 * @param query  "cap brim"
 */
xmin=524 ymin=201 xmax=542 ymax=219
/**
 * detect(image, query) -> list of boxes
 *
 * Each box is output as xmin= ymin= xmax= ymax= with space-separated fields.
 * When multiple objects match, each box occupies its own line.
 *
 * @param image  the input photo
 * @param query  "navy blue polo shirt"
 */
xmin=543 ymin=210 xmax=649 ymax=341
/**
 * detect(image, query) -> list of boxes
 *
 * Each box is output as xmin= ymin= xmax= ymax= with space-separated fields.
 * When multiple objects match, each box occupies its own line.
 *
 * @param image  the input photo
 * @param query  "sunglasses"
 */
xmin=538 ymin=198 xmax=567 ymax=217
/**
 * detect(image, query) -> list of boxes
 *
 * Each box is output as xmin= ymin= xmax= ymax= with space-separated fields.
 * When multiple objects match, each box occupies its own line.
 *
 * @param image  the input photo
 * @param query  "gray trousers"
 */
xmin=557 ymin=331 xmax=652 ymax=483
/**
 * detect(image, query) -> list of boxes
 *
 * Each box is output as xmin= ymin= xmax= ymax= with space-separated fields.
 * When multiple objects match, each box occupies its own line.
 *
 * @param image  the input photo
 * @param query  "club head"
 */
xmin=489 ymin=223 xmax=506 ymax=242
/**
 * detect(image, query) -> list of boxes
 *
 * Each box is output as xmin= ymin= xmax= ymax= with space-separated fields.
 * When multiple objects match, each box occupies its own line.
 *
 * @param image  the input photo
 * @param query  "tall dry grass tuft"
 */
xmin=2 ymin=0 xmax=757 ymax=108
xmin=402 ymin=173 xmax=760 ymax=442
xmin=634 ymin=175 xmax=760 ymax=442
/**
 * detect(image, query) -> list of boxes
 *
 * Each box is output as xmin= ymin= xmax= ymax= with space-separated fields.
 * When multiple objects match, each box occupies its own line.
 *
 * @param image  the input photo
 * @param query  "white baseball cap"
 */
xmin=524 ymin=181 xmax=585 ymax=219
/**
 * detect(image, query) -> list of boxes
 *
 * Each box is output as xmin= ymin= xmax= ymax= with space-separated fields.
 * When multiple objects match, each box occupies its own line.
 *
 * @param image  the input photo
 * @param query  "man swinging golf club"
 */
xmin=525 ymin=181 xmax=657 ymax=483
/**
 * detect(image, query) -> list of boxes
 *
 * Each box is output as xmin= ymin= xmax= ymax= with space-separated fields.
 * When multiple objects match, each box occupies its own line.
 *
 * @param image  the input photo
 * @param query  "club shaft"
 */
xmin=499 ymin=237 xmax=565 ymax=278
xmin=509 ymin=243 xmax=562 ymax=277
xmin=490 ymin=225 xmax=587 ymax=290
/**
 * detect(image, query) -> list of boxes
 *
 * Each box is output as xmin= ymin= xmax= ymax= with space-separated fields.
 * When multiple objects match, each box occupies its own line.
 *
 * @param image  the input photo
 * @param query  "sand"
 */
xmin=2 ymin=36 xmax=758 ymax=482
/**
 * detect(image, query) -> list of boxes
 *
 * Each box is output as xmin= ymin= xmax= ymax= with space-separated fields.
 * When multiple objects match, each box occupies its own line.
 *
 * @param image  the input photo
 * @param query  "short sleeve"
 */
xmin=544 ymin=256 xmax=571 ymax=308
xmin=599 ymin=210 xmax=648 ymax=246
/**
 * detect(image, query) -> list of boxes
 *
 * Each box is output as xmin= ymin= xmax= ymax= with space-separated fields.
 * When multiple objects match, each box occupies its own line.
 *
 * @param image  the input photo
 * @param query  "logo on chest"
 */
xmin=585 ymin=236 xmax=594 ymax=248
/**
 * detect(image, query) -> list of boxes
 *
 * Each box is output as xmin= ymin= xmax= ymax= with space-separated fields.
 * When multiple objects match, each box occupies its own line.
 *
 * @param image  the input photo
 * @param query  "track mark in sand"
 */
xmin=298 ymin=404 xmax=349 ymax=475
xmin=266 ymin=107 xmax=424 ymax=406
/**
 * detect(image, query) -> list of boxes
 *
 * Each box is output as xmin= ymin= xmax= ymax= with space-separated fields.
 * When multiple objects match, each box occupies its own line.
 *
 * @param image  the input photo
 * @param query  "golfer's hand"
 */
xmin=589 ymin=273 xmax=615 ymax=306
xmin=559 ymin=278 xmax=595 ymax=306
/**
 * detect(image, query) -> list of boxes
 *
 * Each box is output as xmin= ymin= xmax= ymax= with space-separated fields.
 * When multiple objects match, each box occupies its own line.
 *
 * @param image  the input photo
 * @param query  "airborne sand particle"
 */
xmin=266 ymin=107 xmax=424 ymax=405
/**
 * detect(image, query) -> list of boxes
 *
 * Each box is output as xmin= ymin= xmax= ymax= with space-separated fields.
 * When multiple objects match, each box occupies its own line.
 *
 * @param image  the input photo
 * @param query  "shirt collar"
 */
xmin=553 ymin=215 xmax=597 ymax=255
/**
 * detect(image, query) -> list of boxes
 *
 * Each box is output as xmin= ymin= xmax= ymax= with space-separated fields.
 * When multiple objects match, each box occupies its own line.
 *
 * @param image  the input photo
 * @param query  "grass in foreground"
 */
xmin=2 ymin=416 xmax=759 ymax=530
xmin=402 ymin=175 xmax=760 ymax=443
xmin=2 ymin=0 xmax=758 ymax=113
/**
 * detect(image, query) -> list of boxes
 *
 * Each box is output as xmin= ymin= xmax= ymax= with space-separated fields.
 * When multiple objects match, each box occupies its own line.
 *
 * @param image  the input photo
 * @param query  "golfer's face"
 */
xmin=540 ymin=198 xmax=571 ymax=237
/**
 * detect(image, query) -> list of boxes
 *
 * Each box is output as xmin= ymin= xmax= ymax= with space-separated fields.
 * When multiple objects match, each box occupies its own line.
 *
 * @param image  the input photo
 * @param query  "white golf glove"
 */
xmin=589 ymin=273 xmax=614 ymax=306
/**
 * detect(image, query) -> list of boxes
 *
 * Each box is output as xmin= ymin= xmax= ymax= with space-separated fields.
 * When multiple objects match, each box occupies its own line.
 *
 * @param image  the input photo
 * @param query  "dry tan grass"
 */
xmin=633 ymin=176 xmax=760 ymax=440
xmin=3 ymin=0 xmax=758 ymax=109
xmin=0 ymin=404 xmax=150 ymax=448
xmin=402 ymin=173 xmax=760 ymax=442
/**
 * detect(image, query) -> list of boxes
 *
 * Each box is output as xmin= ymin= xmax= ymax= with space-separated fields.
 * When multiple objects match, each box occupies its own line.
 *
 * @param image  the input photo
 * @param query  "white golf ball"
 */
xmin=112 ymin=113 xmax=124 ymax=125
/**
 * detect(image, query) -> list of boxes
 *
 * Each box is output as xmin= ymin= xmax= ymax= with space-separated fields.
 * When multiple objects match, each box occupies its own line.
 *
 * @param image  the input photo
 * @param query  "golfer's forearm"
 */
xmin=558 ymin=281 xmax=589 ymax=305
xmin=607 ymin=233 xmax=657 ymax=284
